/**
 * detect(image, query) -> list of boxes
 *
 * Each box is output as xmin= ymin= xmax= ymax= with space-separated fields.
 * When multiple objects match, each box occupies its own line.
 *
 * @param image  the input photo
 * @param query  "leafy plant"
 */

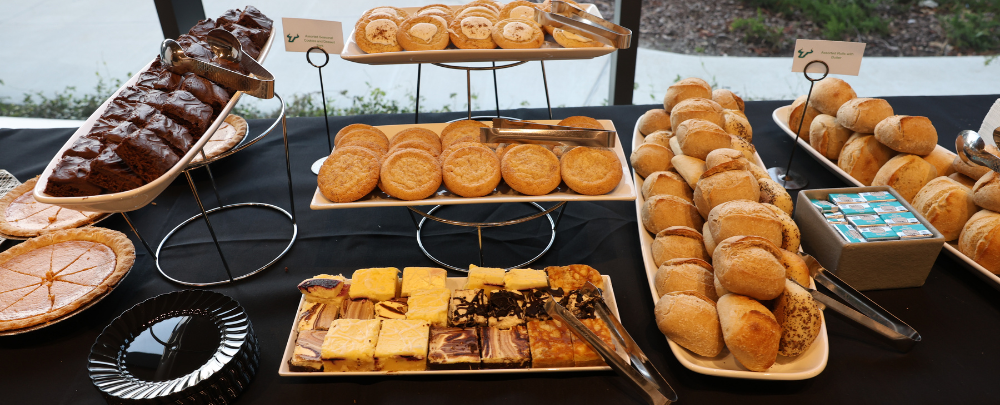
xmin=0 ymin=72 xmax=126 ymax=119
xmin=743 ymin=0 xmax=889 ymax=40
xmin=942 ymin=10 xmax=1000 ymax=52
xmin=730 ymin=9 xmax=786 ymax=50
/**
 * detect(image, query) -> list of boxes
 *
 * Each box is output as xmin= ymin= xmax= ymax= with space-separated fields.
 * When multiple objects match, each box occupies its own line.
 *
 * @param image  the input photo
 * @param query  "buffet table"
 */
xmin=2 ymin=95 xmax=999 ymax=404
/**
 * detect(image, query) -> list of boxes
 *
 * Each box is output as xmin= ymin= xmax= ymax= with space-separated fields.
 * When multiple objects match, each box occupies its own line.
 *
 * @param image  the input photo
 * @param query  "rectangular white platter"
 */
xmin=340 ymin=4 xmax=616 ymax=65
xmin=278 ymin=274 xmax=628 ymax=376
xmin=32 ymin=29 xmax=276 ymax=213
xmin=310 ymin=119 xmax=637 ymax=210
xmin=773 ymin=104 xmax=1000 ymax=292
xmin=631 ymin=122 xmax=830 ymax=380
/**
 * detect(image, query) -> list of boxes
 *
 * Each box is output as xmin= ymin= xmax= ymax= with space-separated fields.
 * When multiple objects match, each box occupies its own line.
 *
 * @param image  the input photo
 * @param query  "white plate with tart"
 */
xmin=773 ymin=104 xmax=1000 ymax=292
xmin=309 ymin=119 xmax=637 ymax=210
xmin=341 ymin=4 xmax=615 ymax=65
xmin=631 ymin=120 xmax=830 ymax=380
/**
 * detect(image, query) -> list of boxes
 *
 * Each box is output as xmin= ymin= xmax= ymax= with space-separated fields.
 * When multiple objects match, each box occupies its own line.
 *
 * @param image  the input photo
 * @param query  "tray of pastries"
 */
xmin=342 ymin=1 xmax=616 ymax=65
xmin=32 ymin=6 xmax=275 ymax=213
xmin=310 ymin=117 xmax=636 ymax=209
xmin=279 ymin=264 xmax=627 ymax=375
xmin=771 ymin=78 xmax=1000 ymax=291
xmin=632 ymin=77 xmax=829 ymax=379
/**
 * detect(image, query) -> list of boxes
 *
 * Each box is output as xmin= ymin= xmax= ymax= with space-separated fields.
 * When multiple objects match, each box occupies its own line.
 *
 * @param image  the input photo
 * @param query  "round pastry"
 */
xmin=500 ymin=144 xmax=561 ymax=195
xmin=500 ymin=1 xmax=538 ymax=20
xmin=973 ymin=171 xmax=1000 ymax=212
xmin=713 ymin=235 xmax=786 ymax=301
xmin=641 ymin=171 xmax=692 ymax=202
xmin=923 ymin=144 xmax=957 ymax=177
xmin=643 ymin=130 xmax=673 ymax=149
xmin=773 ymin=279 xmax=822 ymax=357
xmin=630 ymin=143 xmax=674 ymax=178
xmin=552 ymin=28 xmax=603 ymax=48
xmin=872 ymin=154 xmax=939 ymax=202
xmin=837 ymin=133 xmax=897 ymax=186
xmin=654 ymin=291 xmax=725 ymax=357
xmin=361 ymin=6 xmax=409 ymax=22
xmin=693 ymin=166 xmax=761 ymax=218
xmin=655 ymin=258 xmax=717 ymax=301
xmin=449 ymin=15 xmax=498 ymax=49
xmin=874 ymin=115 xmax=938 ymax=155
xmin=949 ymin=172 xmax=978 ymax=189
xmin=810 ymin=77 xmax=857 ymax=116
xmin=441 ymin=141 xmax=491 ymax=164
xmin=835 ymin=98 xmax=894 ymax=134
xmin=334 ymin=124 xmax=381 ymax=146
xmin=442 ymin=145 xmax=502 ymax=197
xmin=456 ymin=4 xmax=500 ymax=20
xmin=492 ymin=18 xmax=544 ymax=49
xmin=416 ymin=4 xmax=454 ymax=22
xmin=953 ymin=144 xmax=1000 ymax=180
xmin=0 ymin=177 xmax=105 ymax=238
xmin=762 ymin=203 xmax=801 ymax=252
xmin=674 ymin=119 xmax=731 ymax=160
xmin=706 ymin=200 xmax=783 ymax=256
xmin=651 ymin=226 xmax=710 ymax=267
xmin=716 ymin=293 xmax=781 ymax=372
xmin=664 ymin=77 xmax=713 ymax=113
xmin=712 ymin=89 xmax=745 ymax=112
xmin=318 ymin=146 xmax=381 ymax=203
xmin=388 ymin=139 xmax=441 ymax=158
xmin=355 ymin=18 xmax=403 ymax=53
xmin=337 ymin=128 xmax=391 ymax=155
xmin=560 ymin=147 xmax=622 ymax=195
xmin=670 ymin=97 xmax=725 ymax=130
xmin=809 ymin=114 xmax=852 ymax=160
xmin=441 ymin=120 xmax=488 ymax=149
xmin=390 ymin=127 xmax=442 ymax=155
xmin=912 ymin=176 xmax=977 ymax=241
xmin=638 ymin=109 xmax=671 ymax=135
xmin=397 ymin=15 xmax=450 ymax=51
xmin=722 ymin=109 xmax=752 ymax=142
xmin=959 ymin=210 xmax=1000 ymax=274
xmin=641 ymin=194 xmax=704 ymax=235
xmin=787 ymin=95 xmax=821 ymax=141
xmin=558 ymin=116 xmax=603 ymax=130
xmin=379 ymin=149 xmax=442 ymax=200
xmin=671 ymin=155 xmax=707 ymax=189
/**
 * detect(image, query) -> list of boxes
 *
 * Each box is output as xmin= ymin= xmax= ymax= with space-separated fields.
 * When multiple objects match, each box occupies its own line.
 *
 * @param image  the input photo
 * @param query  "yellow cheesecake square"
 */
xmin=571 ymin=318 xmax=616 ymax=367
xmin=464 ymin=264 xmax=506 ymax=294
xmin=349 ymin=267 xmax=399 ymax=302
xmin=321 ymin=319 xmax=382 ymax=372
xmin=401 ymin=267 xmax=447 ymax=297
xmin=374 ymin=319 xmax=430 ymax=371
xmin=503 ymin=268 xmax=549 ymax=290
xmin=405 ymin=288 xmax=451 ymax=327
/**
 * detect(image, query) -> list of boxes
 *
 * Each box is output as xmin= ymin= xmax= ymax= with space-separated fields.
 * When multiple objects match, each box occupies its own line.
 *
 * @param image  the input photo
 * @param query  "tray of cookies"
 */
xmin=278 ymin=265 xmax=627 ymax=375
xmin=341 ymin=2 xmax=617 ymax=65
xmin=32 ymin=6 xmax=275 ymax=213
xmin=771 ymin=80 xmax=1000 ymax=292
xmin=309 ymin=118 xmax=636 ymax=210
xmin=632 ymin=77 xmax=829 ymax=380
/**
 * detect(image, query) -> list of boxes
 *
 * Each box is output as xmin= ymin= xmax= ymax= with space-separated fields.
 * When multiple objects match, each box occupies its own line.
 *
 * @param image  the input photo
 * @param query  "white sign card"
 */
xmin=791 ymin=39 xmax=866 ymax=76
xmin=282 ymin=18 xmax=344 ymax=54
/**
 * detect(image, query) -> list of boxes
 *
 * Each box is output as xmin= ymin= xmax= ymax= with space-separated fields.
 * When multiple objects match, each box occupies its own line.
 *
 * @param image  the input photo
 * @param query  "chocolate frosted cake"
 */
xmin=63 ymin=135 xmax=103 ymax=159
xmin=480 ymin=325 xmax=531 ymax=369
xmin=135 ymin=69 xmax=182 ymax=91
xmin=117 ymin=129 xmax=180 ymax=182
xmin=45 ymin=156 xmax=102 ymax=197
xmin=488 ymin=290 xmax=526 ymax=329
xmin=449 ymin=288 xmax=488 ymax=327
xmin=179 ymin=73 xmax=231 ymax=111
xmin=102 ymin=100 xmax=135 ymax=122
xmin=428 ymin=327 xmax=481 ymax=370
xmin=89 ymin=145 xmax=144 ymax=193
xmin=97 ymin=121 xmax=139 ymax=144
xmin=144 ymin=114 xmax=195 ymax=153
xmin=187 ymin=18 xmax=218 ymax=39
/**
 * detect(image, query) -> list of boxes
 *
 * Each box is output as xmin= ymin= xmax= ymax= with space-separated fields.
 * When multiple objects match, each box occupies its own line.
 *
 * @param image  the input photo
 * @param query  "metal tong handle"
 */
xmin=535 ymin=1 xmax=631 ymax=48
xmin=160 ymin=29 xmax=275 ymax=99
xmin=958 ymin=130 xmax=1000 ymax=173
xmin=801 ymin=253 xmax=921 ymax=352
xmin=482 ymin=118 xmax=618 ymax=147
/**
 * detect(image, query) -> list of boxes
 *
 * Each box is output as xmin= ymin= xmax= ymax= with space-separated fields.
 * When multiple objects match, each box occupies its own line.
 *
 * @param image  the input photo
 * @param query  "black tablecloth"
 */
xmin=2 ymin=96 xmax=1000 ymax=404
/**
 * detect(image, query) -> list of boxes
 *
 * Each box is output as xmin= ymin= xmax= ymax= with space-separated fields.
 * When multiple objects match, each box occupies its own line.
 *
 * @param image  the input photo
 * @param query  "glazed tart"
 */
xmin=0 ymin=177 xmax=106 ymax=238
xmin=190 ymin=114 xmax=248 ymax=163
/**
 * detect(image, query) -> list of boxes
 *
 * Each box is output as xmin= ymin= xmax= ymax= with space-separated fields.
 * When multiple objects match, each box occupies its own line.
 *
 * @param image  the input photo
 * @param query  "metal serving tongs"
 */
xmin=160 ymin=29 xmax=274 ymax=99
xmin=798 ymin=253 xmax=921 ymax=352
xmin=957 ymin=129 xmax=1000 ymax=174
xmin=545 ymin=283 xmax=677 ymax=405
xmin=480 ymin=118 xmax=617 ymax=147
xmin=535 ymin=1 xmax=632 ymax=49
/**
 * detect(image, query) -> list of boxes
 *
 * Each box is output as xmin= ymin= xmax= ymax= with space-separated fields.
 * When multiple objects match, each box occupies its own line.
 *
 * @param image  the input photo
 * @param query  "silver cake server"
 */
xmin=480 ymin=118 xmax=617 ymax=147
xmin=160 ymin=29 xmax=274 ymax=99
xmin=535 ymin=1 xmax=632 ymax=49
xmin=958 ymin=129 xmax=1000 ymax=174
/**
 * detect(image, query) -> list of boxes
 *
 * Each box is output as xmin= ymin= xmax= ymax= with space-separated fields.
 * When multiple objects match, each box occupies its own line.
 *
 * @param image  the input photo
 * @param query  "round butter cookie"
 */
xmin=390 ymin=127 xmax=442 ymax=155
xmin=449 ymin=15 xmax=498 ymax=49
xmin=337 ymin=128 xmax=390 ymax=155
xmin=389 ymin=139 xmax=441 ymax=158
xmin=416 ymin=4 xmax=454 ymax=22
xmin=334 ymin=123 xmax=381 ymax=146
xmin=553 ymin=28 xmax=604 ymax=48
xmin=441 ymin=120 xmax=488 ymax=148
xmin=558 ymin=116 xmax=603 ymax=130
xmin=492 ymin=19 xmax=544 ymax=49
xmin=501 ymin=144 xmax=561 ymax=195
xmin=500 ymin=1 xmax=538 ymax=20
xmin=380 ymin=149 xmax=442 ymax=201
xmin=318 ymin=146 xmax=381 ymax=203
xmin=355 ymin=18 xmax=403 ymax=53
xmin=397 ymin=15 xmax=450 ymax=51
xmin=560 ymin=147 xmax=622 ymax=195
xmin=441 ymin=141 xmax=491 ymax=164
xmin=443 ymin=145 xmax=502 ymax=197
xmin=456 ymin=4 xmax=500 ymax=21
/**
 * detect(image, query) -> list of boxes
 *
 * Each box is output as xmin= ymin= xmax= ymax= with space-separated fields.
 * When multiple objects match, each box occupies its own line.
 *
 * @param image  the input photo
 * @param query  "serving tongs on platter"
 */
xmin=160 ymin=29 xmax=275 ymax=99
xmin=535 ymin=1 xmax=631 ymax=49
xmin=481 ymin=118 xmax=618 ymax=147
xmin=957 ymin=129 xmax=1000 ymax=174
xmin=798 ymin=253 xmax=921 ymax=352
xmin=545 ymin=283 xmax=677 ymax=405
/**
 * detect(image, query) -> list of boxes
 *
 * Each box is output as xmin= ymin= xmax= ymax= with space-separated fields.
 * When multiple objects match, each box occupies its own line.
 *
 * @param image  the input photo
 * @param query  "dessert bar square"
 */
xmin=98 ymin=121 xmax=139 ymax=145
xmin=140 ymin=90 xmax=171 ymax=110
xmin=297 ymin=274 xmax=348 ymax=303
xmin=465 ymin=265 xmax=505 ymax=294
xmin=480 ymin=325 xmax=531 ymax=369
xmin=321 ymin=319 xmax=381 ymax=372
xmin=406 ymin=288 xmax=450 ymax=327
xmin=340 ymin=298 xmax=375 ymax=320
xmin=504 ymin=268 xmax=548 ymax=291
xmin=115 ymin=86 xmax=148 ymax=104
xmin=296 ymin=300 xmax=340 ymax=331
xmin=163 ymin=90 xmax=214 ymax=134
xmin=102 ymin=99 xmax=136 ymax=122
xmin=449 ymin=288 xmax=488 ymax=327
xmin=374 ymin=298 xmax=408 ymax=320
xmin=89 ymin=117 xmax=120 ymax=138
xmin=63 ymin=135 xmax=103 ymax=159
xmin=522 ymin=287 xmax=565 ymax=322
xmin=236 ymin=5 xmax=273 ymax=32
xmin=545 ymin=264 xmax=603 ymax=290
xmin=178 ymin=72 xmax=232 ymax=111
xmin=135 ymin=69 xmax=182 ymax=91
xmin=288 ymin=329 xmax=325 ymax=372
xmin=571 ymin=318 xmax=617 ymax=367
xmin=401 ymin=267 xmax=447 ymax=297
xmin=526 ymin=319 xmax=574 ymax=368
xmin=117 ymin=128 xmax=181 ymax=182
xmin=177 ymin=34 xmax=214 ymax=63
xmin=225 ymin=24 xmax=263 ymax=59
xmin=187 ymin=18 xmax=217 ymax=39
xmin=126 ymin=103 xmax=159 ymax=127
xmin=428 ymin=327 xmax=481 ymax=370
xmin=89 ymin=145 xmax=144 ymax=193
xmin=349 ymin=267 xmax=399 ymax=302
xmin=43 ymin=156 xmax=102 ymax=197
xmin=374 ymin=319 xmax=430 ymax=371
xmin=561 ymin=289 xmax=601 ymax=319
xmin=487 ymin=289 xmax=525 ymax=329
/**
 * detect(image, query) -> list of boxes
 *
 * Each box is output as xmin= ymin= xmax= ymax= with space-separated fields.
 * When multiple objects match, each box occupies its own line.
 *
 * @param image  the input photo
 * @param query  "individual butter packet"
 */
xmin=829 ymin=193 xmax=865 ymax=204
xmin=859 ymin=226 xmax=900 ymax=241
xmin=847 ymin=214 xmax=886 ymax=228
xmin=833 ymin=224 xmax=866 ymax=243
xmin=880 ymin=212 xmax=920 ymax=226
xmin=827 ymin=216 xmax=848 ymax=225
xmin=893 ymin=224 xmax=934 ymax=239
xmin=871 ymin=201 xmax=908 ymax=215
xmin=859 ymin=191 xmax=897 ymax=203
xmin=811 ymin=199 xmax=840 ymax=213
xmin=838 ymin=203 xmax=876 ymax=215
xmin=824 ymin=212 xmax=845 ymax=219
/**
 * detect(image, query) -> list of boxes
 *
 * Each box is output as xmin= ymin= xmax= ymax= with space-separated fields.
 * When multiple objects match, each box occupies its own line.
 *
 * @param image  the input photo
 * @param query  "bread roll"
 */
xmin=714 ymin=275 xmax=729 ymax=298
xmin=912 ymin=176 xmax=977 ymax=240
xmin=716 ymin=293 xmax=781 ymax=371
xmin=809 ymin=114 xmax=852 ymax=161
xmin=654 ymin=258 xmax=717 ymax=301
xmin=874 ymin=115 xmax=938 ymax=155
xmin=651 ymin=226 xmax=710 ymax=266
xmin=675 ymin=119 xmax=732 ymax=160
xmin=703 ymin=222 xmax=717 ymax=256
xmin=663 ymin=77 xmax=712 ymax=112
xmin=958 ymin=210 xmax=1000 ymax=274
xmin=953 ymin=144 xmax=1000 ymax=180
xmin=788 ymin=95 xmax=821 ymax=142
xmin=668 ymin=136 xmax=684 ymax=156
xmin=670 ymin=97 xmax=725 ymax=130
xmin=723 ymin=109 xmax=752 ymax=142
xmin=642 ymin=170 xmax=693 ymax=202
xmin=706 ymin=200 xmax=783 ymax=256
xmin=838 ymin=133 xmax=897 ymax=186
xmin=762 ymin=203 xmax=801 ymax=252
xmin=973 ymin=171 xmax=1000 ymax=212
xmin=949 ymin=172 xmax=977 ymax=189
xmin=772 ymin=279 xmax=822 ymax=357
xmin=712 ymin=89 xmax=745 ymax=112
xmin=638 ymin=109 xmax=671 ymax=135
xmin=643 ymin=130 xmax=673 ymax=149
xmin=778 ymin=249 xmax=810 ymax=287
xmin=630 ymin=143 xmax=674 ymax=178
xmin=654 ymin=291 xmax=725 ymax=357
xmin=872 ymin=154 xmax=939 ymax=202
xmin=641 ymin=194 xmax=704 ymax=235
xmin=757 ymin=178 xmax=794 ymax=216
xmin=923 ymin=145 xmax=957 ymax=177
xmin=713 ymin=235 xmax=786 ymax=300
xmin=705 ymin=149 xmax=769 ymax=180
xmin=810 ymin=77 xmax=857 ymax=116
xmin=728 ymin=135 xmax=757 ymax=162
xmin=836 ymin=98 xmax=894 ymax=134
xmin=694 ymin=166 xmax=761 ymax=218
xmin=672 ymin=155 xmax=706 ymax=189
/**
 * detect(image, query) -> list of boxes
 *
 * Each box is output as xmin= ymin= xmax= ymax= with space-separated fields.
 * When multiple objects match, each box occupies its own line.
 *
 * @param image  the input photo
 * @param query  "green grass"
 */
xmin=933 ymin=0 xmax=1000 ymax=53
xmin=730 ymin=8 xmax=786 ymax=50
xmin=743 ymin=0 xmax=890 ymax=40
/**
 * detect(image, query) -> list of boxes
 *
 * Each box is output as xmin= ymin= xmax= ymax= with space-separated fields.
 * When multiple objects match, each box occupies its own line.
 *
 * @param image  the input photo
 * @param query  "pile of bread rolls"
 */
xmin=636 ymin=78 xmax=822 ymax=371
xmin=790 ymin=78 xmax=1000 ymax=274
